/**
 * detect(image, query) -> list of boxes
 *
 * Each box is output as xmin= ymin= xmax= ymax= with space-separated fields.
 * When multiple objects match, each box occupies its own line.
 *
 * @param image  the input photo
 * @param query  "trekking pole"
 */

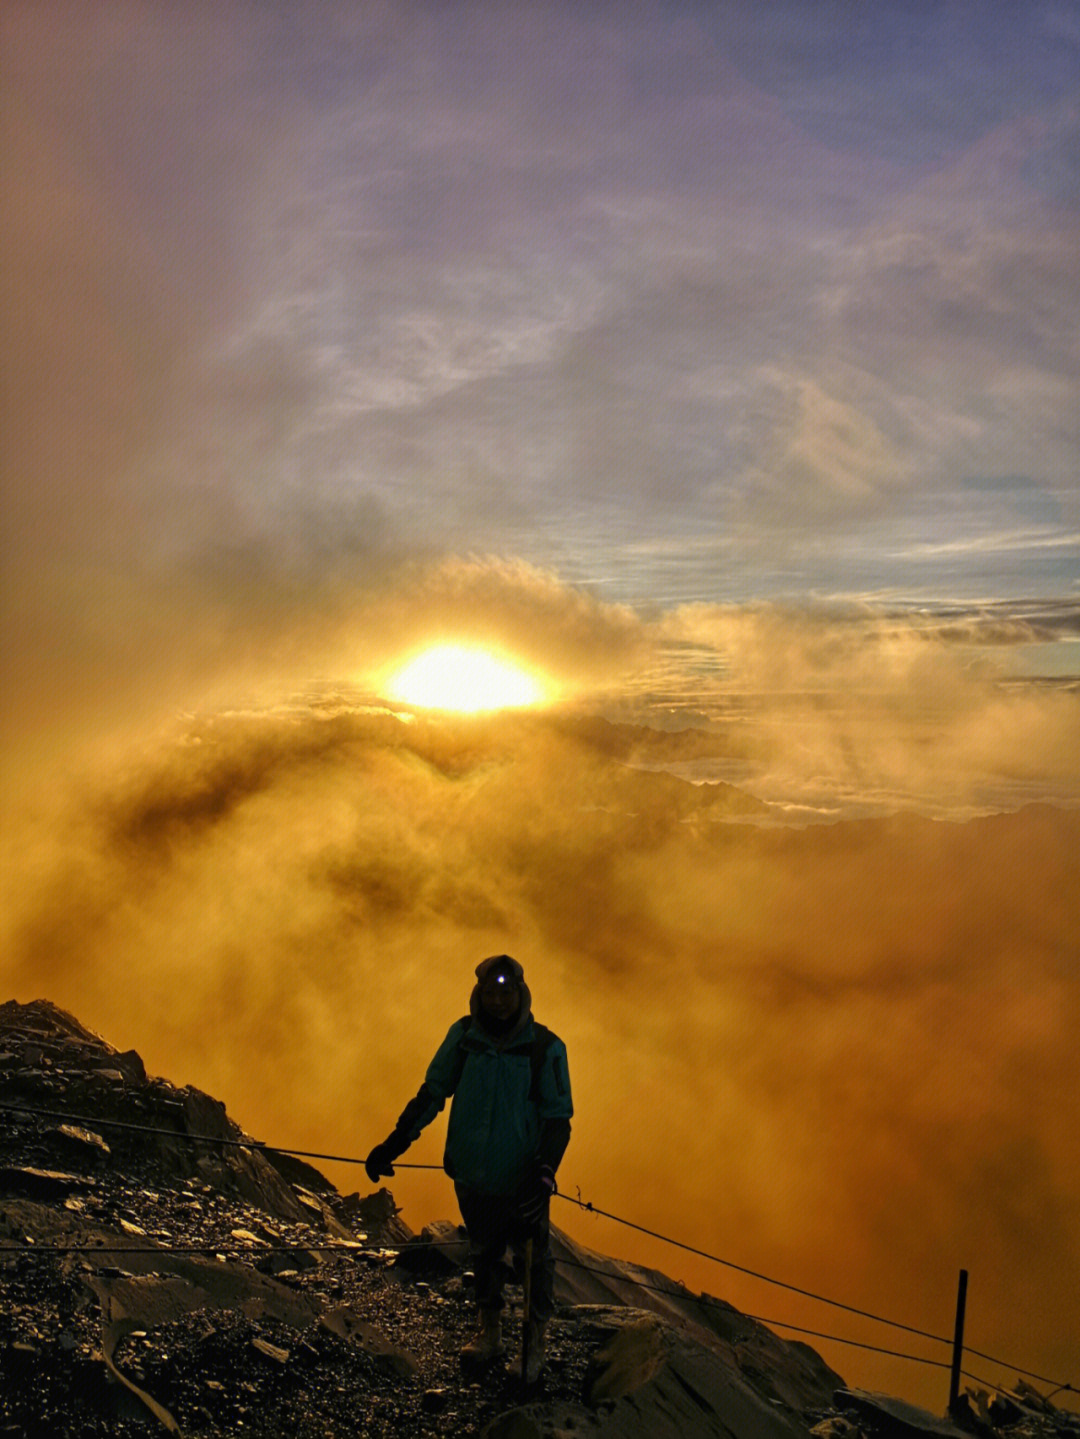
xmin=521 ymin=1235 xmax=534 ymax=1389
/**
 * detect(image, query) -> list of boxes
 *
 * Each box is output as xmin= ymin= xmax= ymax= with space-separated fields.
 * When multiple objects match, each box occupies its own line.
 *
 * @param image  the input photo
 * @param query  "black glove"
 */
xmin=517 ymin=1163 xmax=556 ymax=1224
xmin=364 ymin=1129 xmax=411 ymax=1184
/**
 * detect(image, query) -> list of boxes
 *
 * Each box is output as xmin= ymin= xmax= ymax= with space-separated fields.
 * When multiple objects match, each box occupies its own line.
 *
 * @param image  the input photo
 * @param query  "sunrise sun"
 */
xmin=384 ymin=646 xmax=547 ymax=712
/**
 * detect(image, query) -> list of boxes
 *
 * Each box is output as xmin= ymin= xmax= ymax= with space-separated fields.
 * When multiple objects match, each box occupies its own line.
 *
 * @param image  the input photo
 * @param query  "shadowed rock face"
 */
xmin=547 ymin=1225 xmax=844 ymax=1416
xmin=579 ymin=1309 xmax=819 ymax=1439
xmin=3 ymin=999 xmax=1076 ymax=1439
xmin=0 ymin=999 xmax=352 ymax=1232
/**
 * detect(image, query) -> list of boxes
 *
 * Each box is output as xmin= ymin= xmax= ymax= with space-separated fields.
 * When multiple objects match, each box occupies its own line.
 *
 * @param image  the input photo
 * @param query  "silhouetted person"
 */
xmin=365 ymin=955 xmax=572 ymax=1378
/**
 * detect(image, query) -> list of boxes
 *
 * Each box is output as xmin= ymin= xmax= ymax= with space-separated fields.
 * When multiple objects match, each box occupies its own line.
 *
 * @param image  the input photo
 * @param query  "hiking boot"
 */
xmin=460 ymin=1309 xmax=504 ymax=1364
xmin=509 ymin=1318 xmax=547 ymax=1384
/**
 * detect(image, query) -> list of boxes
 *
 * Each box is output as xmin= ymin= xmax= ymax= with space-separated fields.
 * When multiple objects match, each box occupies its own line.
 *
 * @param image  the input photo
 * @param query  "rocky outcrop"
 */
xmin=579 ymin=1306 xmax=821 ymax=1439
xmin=832 ymin=1392 xmax=971 ymax=1439
xmin=0 ymin=999 xmax=367 ymax=1236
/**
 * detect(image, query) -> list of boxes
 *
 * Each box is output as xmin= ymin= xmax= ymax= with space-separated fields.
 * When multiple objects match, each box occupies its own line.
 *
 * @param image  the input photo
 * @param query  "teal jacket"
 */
xmin=400 ymin=1009 xmax=573 ymax=1197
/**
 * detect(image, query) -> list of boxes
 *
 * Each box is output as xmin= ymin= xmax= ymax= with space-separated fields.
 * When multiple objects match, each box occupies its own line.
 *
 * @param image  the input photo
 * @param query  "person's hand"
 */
xmin=518 ymin=1164 xmax=556 ymax=1224
xmin=364 ymin=1144 xmax=397 ymax=1183
xmin=365 ymin=1129 xmax=410 ymax=1184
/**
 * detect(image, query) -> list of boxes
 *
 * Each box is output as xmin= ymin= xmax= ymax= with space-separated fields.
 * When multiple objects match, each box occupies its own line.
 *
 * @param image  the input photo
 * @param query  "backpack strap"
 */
xmin=528 ymin=1023 xmax=556 ymax=1104
xmin=445 ymin=1015 xmax=472 ymax=1094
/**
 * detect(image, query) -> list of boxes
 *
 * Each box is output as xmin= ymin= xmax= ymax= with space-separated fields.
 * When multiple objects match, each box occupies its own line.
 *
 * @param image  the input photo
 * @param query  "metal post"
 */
xmin=948 ymin=1269 xmax=969 ymax=1417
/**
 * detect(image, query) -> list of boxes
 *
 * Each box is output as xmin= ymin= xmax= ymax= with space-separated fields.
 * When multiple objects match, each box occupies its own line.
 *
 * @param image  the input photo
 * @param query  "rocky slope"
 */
xmin=2 ymin=999 xmax=1075 ymax=1439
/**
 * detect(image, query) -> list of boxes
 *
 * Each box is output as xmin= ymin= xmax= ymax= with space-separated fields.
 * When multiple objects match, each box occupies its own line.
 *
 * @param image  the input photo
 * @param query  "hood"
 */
xmin=474 ymin=954 xmax=524 ymax=987
xmin=470 ymin=954 xmax=533 ymax=1044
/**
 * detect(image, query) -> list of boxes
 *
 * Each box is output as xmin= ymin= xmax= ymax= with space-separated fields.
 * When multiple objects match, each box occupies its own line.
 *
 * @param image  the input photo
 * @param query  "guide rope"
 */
xmin=0 ymin=1101 xmax=441 ymax=1169
xmin=553 ymin=1188 xmax=950 ymax=1346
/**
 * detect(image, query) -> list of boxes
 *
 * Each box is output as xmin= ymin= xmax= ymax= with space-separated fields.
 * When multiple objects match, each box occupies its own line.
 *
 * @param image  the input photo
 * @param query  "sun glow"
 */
xmin=384 ymin=646 xmax=547 ymax=712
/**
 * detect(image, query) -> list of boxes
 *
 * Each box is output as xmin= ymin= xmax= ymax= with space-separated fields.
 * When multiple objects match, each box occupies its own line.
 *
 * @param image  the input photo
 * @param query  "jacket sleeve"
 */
xmin=393 ymin=1019 xmax=468 ymax=1142
xmin=536 ymin=1036 xmax=573 ymax=1173
xmin=536 ymin=1037 xmax=573 ymax=1121
xmin=537 ymin=1116 xmax=571 ymax=1173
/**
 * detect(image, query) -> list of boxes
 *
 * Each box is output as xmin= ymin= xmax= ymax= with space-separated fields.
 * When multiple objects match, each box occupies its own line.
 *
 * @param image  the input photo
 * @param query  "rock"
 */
xmin=1011 ymin=1382 xmax=1055 ymax=1416
xmin=319 ymin=1304 xmax=422 ymax=1380
xmin=585 ymin=1315 xmax=666 ymax=1403
xmin=394 ymin=1234 xmax=460 ymax=1278
xmin=114 ymin=1050 xmax=147 ymax=1085
xmin=259 ymin=1145 xmax=340 ymax=1197
xmin=342 ymin=1188 xmax=400 ymax=1224
xmin=0 ymin=1000 xmax=107 ymax=1050
xmin=987 ymin=1393 xmax=1025 ymax=1427
xmin=260 ymin=1246 xmax=321 ymax=1275
xmin=251 ymin=1337 xmax=290 ymax=1364
xmin=56 ymin=1124 xmax=111 ymax=1156
xmin=581 ymin=1309 xmax=813 ymax=1439
xmin=0 ymin=1166 xmax=92 ymax=1199
xmin=482 ymin=1412 xmax=545 ymax=1439
xmin=423 ymin=1387 xmax=451 ymax=1413
xmin=834 ymin=1390 xmax=970 ymax=1439
xmin=812 ymin=1419 xmax=861 ymax=1439
xmin=420 ymin=1219 xmax=472 ymax=1268
xmin=551 ymin=1228 xmax=842 ymax=1414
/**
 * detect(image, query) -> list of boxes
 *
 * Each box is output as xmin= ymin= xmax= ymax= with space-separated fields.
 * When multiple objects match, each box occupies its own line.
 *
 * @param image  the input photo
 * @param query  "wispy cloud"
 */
xmin=896 ymin=528 xmax=1080 ymax=558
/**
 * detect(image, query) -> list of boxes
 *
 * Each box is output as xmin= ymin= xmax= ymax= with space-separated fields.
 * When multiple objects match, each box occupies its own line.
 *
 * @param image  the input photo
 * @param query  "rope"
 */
xmin=553 ymin=1190 xmax=951 ymax=1347
xmin=550 ymin=1252 xmax=956 ymax=1369
xmin=0 ymin=1102 xmax=442 ymax=1169
xmin=554 ymin=1191 xmax=1074 ymax=1393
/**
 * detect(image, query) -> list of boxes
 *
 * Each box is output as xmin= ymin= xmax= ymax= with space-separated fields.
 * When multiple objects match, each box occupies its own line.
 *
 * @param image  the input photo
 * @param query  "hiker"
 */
xmin=365 ymin=954 xmax=572 ymax=1380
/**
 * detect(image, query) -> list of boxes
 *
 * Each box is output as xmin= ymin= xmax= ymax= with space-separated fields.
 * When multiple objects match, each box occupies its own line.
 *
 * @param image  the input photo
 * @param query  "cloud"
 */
xmin=5 ymin=0 xmax=1078 ymax=648
xmin=897 ymin=529 xmax=1080 ymax=558
xmin=357 ymin=556 xmax=649 ymax=687
xmin=916 ymin=600 xmax=1080 ymax=646
xmin=2 ymin=669 xmax=1078 ymax=1403
xmin=743 ymin=377 xmax=906 ymax=522
xmin=653 ymin=600 xmax=1080 ymax=819
xmin=711 ymin=1 xmax=1080 ymax=165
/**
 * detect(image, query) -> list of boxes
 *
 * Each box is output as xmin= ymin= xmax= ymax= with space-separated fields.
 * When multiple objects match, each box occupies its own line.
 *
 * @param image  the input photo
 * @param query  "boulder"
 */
xmin=834 ymin=1390 xmax=971 ymax=1439
xmin=578 ymin=1307 xmax=818 ymax=1439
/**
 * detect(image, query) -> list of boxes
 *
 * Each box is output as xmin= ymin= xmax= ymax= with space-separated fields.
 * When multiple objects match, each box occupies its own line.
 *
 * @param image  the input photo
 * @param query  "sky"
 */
xmin=2 ymin=0 xmax=1079 ymax=1412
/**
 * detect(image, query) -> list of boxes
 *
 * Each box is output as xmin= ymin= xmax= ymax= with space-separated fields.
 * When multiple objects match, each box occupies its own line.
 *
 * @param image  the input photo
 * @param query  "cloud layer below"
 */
xmin=2 ymin=678 xmax=1077 ymax=1406
xmin=3 ymin=561 xmax=1078 ymax=1406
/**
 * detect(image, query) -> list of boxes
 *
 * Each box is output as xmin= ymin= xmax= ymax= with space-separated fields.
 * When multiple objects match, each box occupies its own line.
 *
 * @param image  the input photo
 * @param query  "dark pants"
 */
xmin=454 ymin=1183 xmax=554 ymax=1324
